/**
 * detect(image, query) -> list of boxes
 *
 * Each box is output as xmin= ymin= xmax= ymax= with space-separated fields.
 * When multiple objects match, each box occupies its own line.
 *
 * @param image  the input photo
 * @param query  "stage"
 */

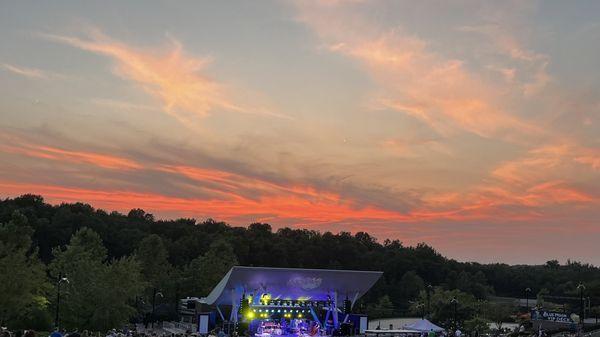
xmin=195 ymin=266 xmax=383 ymax=336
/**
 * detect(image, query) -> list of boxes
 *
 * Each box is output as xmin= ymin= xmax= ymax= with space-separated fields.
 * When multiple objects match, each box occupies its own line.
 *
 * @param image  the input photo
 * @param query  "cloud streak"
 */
xmin=2 ymin=63 xmax=61 ymax=79
xmin=0 ymin=139 xmax=141 ymax=171
xmin=41 ymin=29 xmax=282 ymax=124
xmin=295 ymin=2 xmax=542 ymax=141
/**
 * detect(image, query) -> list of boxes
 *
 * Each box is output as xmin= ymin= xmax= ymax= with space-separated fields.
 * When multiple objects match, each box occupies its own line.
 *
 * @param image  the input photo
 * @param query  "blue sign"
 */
xmin=531 ymin=309 xmax=574 ymax=324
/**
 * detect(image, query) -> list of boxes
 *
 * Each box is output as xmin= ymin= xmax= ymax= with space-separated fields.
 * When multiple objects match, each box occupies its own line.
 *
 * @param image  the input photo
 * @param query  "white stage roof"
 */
xmin=200 ymin=266 xmax=383 ymax=305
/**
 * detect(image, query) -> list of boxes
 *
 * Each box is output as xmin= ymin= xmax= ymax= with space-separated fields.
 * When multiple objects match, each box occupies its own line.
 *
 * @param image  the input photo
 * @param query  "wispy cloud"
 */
xmin=0 ymin=179 xmax=412 ymax=226
xmin=293 ymin=0 xmax=600 ymax=224
xmin=0 ymin=135 xmax=141 ymax=170
xmin=458 ymin=24 xmax=551 ymax=97
xmin=41 ymin=28 xmax=285 ymax=124
xmin=90 ymin=98 xmax=160 ymax=112
xmin=295 ymin=2 xmax=541 ymax=141
xmin=2 ymin=63 xmax=51 ymax=79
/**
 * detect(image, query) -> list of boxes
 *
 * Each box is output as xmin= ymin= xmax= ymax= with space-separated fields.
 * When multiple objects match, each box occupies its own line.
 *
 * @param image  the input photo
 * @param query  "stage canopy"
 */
xmin=200 ymin=266 xmax=383 ymax=306
xmin=403 ymin=319 xmax=445 ymax=332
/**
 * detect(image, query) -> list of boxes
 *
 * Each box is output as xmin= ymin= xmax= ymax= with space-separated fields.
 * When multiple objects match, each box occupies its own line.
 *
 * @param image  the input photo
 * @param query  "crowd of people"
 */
xmin=1 ymin=329 xmax=39 ymax=337
xmin=0 ymin=328 xmax=205 ymax=337
xmin=2 ymin=325 xmax=598 ymax=337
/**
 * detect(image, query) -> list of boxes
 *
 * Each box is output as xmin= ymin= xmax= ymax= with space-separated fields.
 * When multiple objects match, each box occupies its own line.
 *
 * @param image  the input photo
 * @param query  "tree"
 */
xmin=0 ymin=211 xmax=49 ymax=329
xmin=136 ymin=234 xmax=171 ymax=289
xmin=464 ymin=317 xmax=490 ymax=336
xmin=367 ymin=295 xmax=395 ymax=318
xmin=92 ymin=256 xmax=144 ymax=330
xmin=413 ymin=288 xmax=477 ymax=329
xmin=4 ymin=195 xmax=600 ymax=330
xmin=536 ymin=288 xmax=549 ymax=307
xmin=399 ymin=270 xmax=425 ymax=302
xmin=487 ymin=302 xmax=515 ymax=334
xmin=50 ymin=228 xmax=143 ymax=331
xmin=456 ymin=271 xmax=493 ymax=299
xmin=184 ymin=240 xmax=238 ymax=296
xmin=181 ymin=255 xmax=207 ymax=297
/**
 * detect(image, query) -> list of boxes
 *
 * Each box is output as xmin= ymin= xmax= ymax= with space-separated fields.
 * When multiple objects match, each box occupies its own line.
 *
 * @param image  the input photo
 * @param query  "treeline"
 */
xmin=1 ymin=194 xmax=600 ymax=332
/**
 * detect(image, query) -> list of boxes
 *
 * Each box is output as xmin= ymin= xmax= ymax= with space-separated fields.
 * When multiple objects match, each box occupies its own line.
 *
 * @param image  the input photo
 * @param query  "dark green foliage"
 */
xmin=412 ymin=288 xmax=478 ymax=328
xmin=486 ymin=302 xmax=516 ymax=331
xmin=49 ymin=228 xmax=145 ymax=331
xmin=1 ymin=195 xmax=600 ymax=330
xmin=367 ymin=296 xmax=395 ymax=318
xmin=464 ymin=316 xmax=490 ymax=335
xmin=0 ymin=211 xmax=49 ymax=328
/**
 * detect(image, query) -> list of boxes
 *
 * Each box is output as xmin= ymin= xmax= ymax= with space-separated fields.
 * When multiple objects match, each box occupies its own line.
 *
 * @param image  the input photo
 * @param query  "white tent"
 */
xmin=403 ymin=319 xmax=445 ymax=332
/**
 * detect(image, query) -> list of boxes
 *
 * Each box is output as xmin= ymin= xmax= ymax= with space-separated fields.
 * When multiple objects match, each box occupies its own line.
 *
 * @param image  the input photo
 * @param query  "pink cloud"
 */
xmin=0 ymin=135 xmax=141 ymax=170
xmin=295 ymin=3 xmax=541 ymax=140
xmin=42 ymin=28 xmax=283 ymax=124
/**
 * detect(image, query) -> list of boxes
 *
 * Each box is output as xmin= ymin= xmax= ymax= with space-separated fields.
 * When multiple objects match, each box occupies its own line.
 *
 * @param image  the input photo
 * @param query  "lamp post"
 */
xmin=426 ymin=284 xmax=433 ymax=318
xmin=586 ymin=297 xmax=591 ymax=323
xmin=525 ymin=288 xmax=532 ymax=313
xmin=477 ymin=299 xmax=487 ymax=320
xmin=151 ymin=289 xmax=164 ymax=329
xmin=416 ymin=302 xmax=425 ymax=319
xmin=451 ymin=297 xmax=459 ymax=331
xmin=409 ymin=301 xmax=425 ymax=319
xmin=577 ymin=283 xmax=585 ymax=331
xmin=54 ymin=273 xmax=69 ymax=330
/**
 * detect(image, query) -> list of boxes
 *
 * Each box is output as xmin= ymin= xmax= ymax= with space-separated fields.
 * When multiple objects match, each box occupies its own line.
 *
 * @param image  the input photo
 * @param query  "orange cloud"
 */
xmin=522 ymin=181 xmax=593 ymax=206
xmin=458 ymin=24 xmax=551 ymax=97
xmin=3 ymin=135 xmax=595 ymax=225
xmin=296 ymin=3 xmax=540 ymax=140
xmin=360 ymin=36 xmax=544 ymax=140
xmin=2 ymin=63 xmax=49 ymax=79
xmin=2 ymin=63 xmax=68 ymax=80
xmin=0 ymin=180 xmax=408 ymax=225
xmin=417 ymin=181 xmax=596 ymax=222
xmin=492 ymin=143 xmax=600 ymax=184
xmin=158 ymin=164 xmax=336 ymax=202
xmin=0 ymin=137 xmax=141 ymax=170
xmin=42 ymin=29 xmax=280 ymax=124
xmin=380 ymin=138 xmax=452 ymax=157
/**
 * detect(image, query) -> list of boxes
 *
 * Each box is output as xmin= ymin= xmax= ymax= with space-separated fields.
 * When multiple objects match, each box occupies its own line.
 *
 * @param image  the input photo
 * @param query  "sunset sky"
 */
xmin=1 ymin=1 xmax=599 ymax=265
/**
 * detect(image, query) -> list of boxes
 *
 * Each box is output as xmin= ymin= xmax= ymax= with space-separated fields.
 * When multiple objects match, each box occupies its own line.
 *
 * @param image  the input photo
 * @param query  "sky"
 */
xmin=1 ymin=1 xmax=599 ymax=265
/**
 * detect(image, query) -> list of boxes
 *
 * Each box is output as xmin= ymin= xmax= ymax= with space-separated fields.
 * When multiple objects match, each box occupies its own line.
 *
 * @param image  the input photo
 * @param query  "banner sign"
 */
xmin=531 ymin=309 xmax=575 ymax=324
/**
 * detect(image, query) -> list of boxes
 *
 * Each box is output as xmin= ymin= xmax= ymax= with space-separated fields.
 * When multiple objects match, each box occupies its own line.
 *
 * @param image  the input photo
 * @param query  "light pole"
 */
xmin=577 ymin=283 xmax=585 ymax=332
xmin=525 ymin=288 xmax=532 ymax=313
xmin=478 ymin=299 xmax=487 ymax=320
xmin=151 ymin=289 xmax=164 ymax=329
xmin=586 ymin=297 xmax=592 ymax=323
xmin=54 ymin=273 xmax=69 ymax=330
xmin=416 ymin=302 xmax=425 ymax=319
xmin=451 ymin=297 xmax=459 ymax=331
xmin=409 ymin=301 xmax=425 ymax=319
xmin=426 ymin=284 xmax=433 ymax=318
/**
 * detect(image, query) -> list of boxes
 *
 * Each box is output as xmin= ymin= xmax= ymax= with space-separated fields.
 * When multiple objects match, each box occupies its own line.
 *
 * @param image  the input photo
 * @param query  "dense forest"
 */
xmin=2 ymin=194 xmax=600 ymax=332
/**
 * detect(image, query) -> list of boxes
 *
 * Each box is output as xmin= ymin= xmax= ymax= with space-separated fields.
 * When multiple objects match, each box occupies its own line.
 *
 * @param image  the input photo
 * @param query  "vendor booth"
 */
xmin=197 ymin=266 xmax=383 ymax=337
